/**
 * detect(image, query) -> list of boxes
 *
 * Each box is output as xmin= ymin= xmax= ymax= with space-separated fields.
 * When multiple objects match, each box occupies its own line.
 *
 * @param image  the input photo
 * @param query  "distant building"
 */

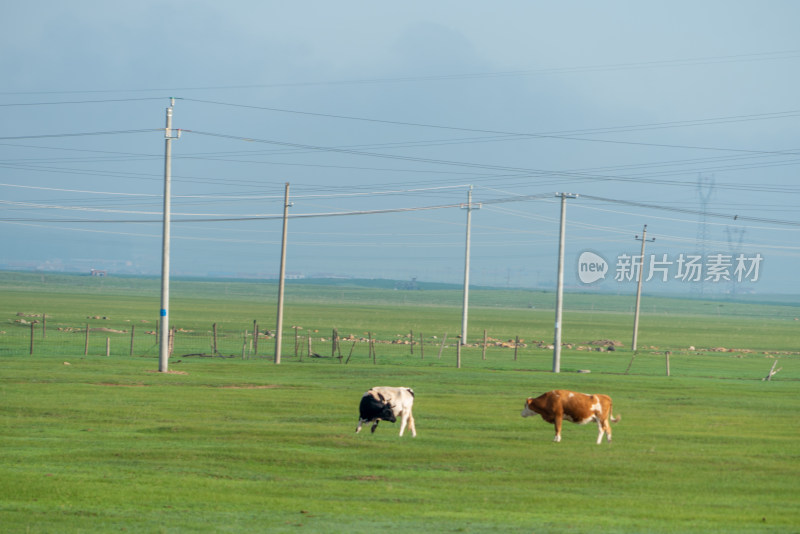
xmin=90 ymin=269 xmax=107 ymax=277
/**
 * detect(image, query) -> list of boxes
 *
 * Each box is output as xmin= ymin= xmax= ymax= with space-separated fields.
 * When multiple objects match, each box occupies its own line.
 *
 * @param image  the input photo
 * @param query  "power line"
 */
xmin=2 ymin=121 xmax=798 ymax=197
xmin=0 ymin=182 xmax=160 ymax=197
xmin=567 ymin=202 xmax=800 ymax=232
xmin=5 ymin=49 xmax=794 ymax=96
xmin=4 ymin=173 xmax=798 ymax=226
xmin=7 ymin=189 xmax=797 ymax=229
xmin=0 ymin=202 xmax=457 ymax=223
xmin=0 ymin=192 xmax=549 ymax=222
xmin=0 ymin=129 xmax=161 ymax=141
xmin=0 ymin=181 xmax=468 ymax=201
xmin=183 ymin=98 xmax=800 ymax=155
xmin=580 ymin=195 xmax=800 ymax=227
xmin=0 ymin=97 xmax=165 ymax=107
xmin=182 ymin=129 xmax=800 ymax=188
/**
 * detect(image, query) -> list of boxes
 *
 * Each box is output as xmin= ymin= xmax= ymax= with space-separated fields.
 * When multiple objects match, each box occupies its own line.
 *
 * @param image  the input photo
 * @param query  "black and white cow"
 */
xmin=355 ymin=387 xmax=416 ymax=437
xmin=356 ymin=389 xmax=396 ymax=433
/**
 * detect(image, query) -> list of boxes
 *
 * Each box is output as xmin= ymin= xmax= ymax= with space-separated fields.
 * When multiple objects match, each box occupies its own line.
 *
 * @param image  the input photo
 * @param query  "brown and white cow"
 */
xmin=356 ymin=387 xmax=416 ymax=437
xmin=521 ymin=389 xmax=620 ymax=444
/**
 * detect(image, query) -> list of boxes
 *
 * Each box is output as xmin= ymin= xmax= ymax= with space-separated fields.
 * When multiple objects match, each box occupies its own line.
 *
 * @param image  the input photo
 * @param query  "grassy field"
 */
xmin=2 ymin=271 xmax=799 ymax=361
xmin=1 ymin=271 xmax=799 ymax=532
xmin=2 ymin=355 xmax=798 ymax=533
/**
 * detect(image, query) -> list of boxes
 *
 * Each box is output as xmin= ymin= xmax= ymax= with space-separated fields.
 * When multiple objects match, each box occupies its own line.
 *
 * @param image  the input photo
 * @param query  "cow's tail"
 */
xmin=610 ymin=414 xmax=621 ymax=424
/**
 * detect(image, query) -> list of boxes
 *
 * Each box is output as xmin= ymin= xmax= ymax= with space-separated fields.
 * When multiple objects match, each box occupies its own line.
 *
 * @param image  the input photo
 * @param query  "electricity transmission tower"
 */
xmin=694 ymin=174 xmax=715 ymax=295
xmin=725 ymin=225 xmax=746 ymax=295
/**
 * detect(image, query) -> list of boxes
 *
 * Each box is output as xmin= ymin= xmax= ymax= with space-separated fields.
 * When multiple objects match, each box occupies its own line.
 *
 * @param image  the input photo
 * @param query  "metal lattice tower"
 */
xmin=694 ymin=174 xmax=715 ymax=295
xmin=725 ymin=225 xmax=746 ymax=295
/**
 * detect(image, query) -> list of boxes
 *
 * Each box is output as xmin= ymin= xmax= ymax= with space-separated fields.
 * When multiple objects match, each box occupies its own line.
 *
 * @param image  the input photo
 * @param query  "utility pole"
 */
xmin=460 ymin=186 xmax=480 ymax=345
xmin=553 ymin=193 xmax=577 ymax=373
xmin=632 ymin=224 xmax=655 ymax=352
xmin=159 ymin=98 xmax=180 ymax=373
xmin=274 ymin=182 xmax=291 ymax=364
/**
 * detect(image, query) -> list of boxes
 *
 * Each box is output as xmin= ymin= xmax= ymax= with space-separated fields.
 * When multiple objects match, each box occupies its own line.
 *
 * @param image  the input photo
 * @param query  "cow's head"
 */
xmin=520 ymin=397 xmax=536 ymax=418
xmin=379 ymin=403 xmax=397 ymax=423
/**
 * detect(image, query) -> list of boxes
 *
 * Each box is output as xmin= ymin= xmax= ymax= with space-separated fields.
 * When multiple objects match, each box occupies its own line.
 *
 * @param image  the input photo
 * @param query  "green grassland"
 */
xmin=1 ymin=271 xmax=799 ymax=532
xmin=2 ymin=271 xmax=798 ymax=359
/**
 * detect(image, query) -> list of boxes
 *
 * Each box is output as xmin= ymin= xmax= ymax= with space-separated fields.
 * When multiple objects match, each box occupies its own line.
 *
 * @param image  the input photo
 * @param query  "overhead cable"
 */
xmin=580 ymin=195 xmax=800 ymax=227
xmin=182 ymin=99 xmax=800 ymax=156
xmin=0 ymin=129 xmax=162 ymax=141
xmin=3 ymin=49 xmax=799 ymax=96
xmin=0 ymin=97 xmax=165 ymax=107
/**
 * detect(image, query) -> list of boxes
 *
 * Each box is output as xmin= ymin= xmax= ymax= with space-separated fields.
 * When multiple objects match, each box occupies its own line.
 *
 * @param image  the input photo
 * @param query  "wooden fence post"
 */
xmin=665 ymin=351 xmax=671 ymax=377
xmin=30 ymin=322 xmax=34 ymax=355
xmin=42 ymin=313 xmax=46 ymax=339
xmin=624 ymin=353 xmax=636 ymax=375
xmin=130 ymin=325 xmax=135 ymax=356
xmin=456 ymin=342 xmax=461 ymax=369
xmin=763 ymin=360 xmax=782 ymax=381
xmin=345 ymin=341 xmax=356 ymax=364
xmin=419 ymin=333 xmax=424 ymax=359
xmin=482 ymin=330 xmax=487 ymax=360
xmin=514 ymin=336 xmax=519 ymax=361
xmin=410 ymin=330 xmax=414 ymax=355
xmin=84 ymin=324 xmax=90 ymax=355
xmin=437 ymin=333 xmax=448 ymax=359
xmin=212 ymin=323 xmax=218 ymax=355
xmin=106 ymin=337 xmax=110 ymax=357
xmin=253 ymin=321 xmax=259 ymax=356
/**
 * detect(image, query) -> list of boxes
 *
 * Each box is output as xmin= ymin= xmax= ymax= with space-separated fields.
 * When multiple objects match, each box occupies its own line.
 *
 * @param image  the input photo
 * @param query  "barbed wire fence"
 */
xmin=2 ymin=313 xmax=793 ymax=381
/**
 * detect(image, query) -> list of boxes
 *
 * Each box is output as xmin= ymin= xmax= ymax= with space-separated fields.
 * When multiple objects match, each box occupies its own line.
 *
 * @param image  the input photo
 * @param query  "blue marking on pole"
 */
xmin=160 ymin=309 xmax=167 ymax=317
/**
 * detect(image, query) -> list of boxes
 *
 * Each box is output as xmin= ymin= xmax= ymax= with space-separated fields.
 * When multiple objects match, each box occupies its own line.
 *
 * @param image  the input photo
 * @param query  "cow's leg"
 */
xmin=404 ymin=412 xmax=416 ymax=437
xmin=604 ymin=419 xmax=613 ymax=443
xmin=356 ymin=419 xmax=364 ymax=434
xmin=398 ymin=412 xmax=408 ymax=436
xmin=553 ymin=416 xmax=563 ymax=442
xmin=370 ymin=420 xmax=379 ymax=433
xmin=595 ymin=419 xmax=605 ymax=444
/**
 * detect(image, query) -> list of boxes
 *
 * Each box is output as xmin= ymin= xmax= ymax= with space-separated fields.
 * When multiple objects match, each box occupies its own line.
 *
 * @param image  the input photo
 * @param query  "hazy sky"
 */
xmin=2 ymin=1 xmax=799 ymax=294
